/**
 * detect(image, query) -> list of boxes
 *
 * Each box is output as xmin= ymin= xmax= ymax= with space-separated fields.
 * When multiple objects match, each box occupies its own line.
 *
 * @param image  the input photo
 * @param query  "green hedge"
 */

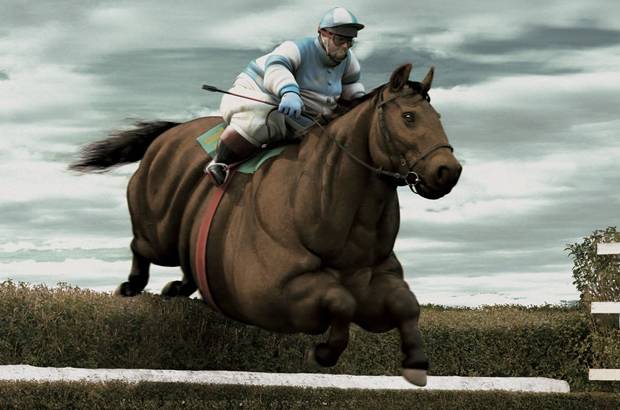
xmin=1 ymin=382 xmax=619 ymax=410
xmin=0 ymin=281 xmax=618 ymax=392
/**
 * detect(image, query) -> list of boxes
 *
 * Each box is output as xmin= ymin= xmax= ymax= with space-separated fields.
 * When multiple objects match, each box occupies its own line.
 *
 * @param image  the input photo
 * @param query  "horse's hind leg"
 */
xmin=284 ymin=272 xmax=356 ymax=367
xmin=114 ymin=240 xmax=150 ymax=297
xmin=161 ymin=270 xmax=197 ymax=297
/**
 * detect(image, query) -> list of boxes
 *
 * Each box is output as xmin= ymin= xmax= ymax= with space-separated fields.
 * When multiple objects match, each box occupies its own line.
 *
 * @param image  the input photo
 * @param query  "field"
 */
xmin=0 ymin=281 xmax=618 ymax=408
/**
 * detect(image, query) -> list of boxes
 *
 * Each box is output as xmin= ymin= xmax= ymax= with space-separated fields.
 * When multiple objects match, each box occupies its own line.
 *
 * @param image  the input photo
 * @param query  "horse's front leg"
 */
xmin=352 ymin=255 xmax=429 ymax=386
xmin=385 ymin=281 xmax=429 ymax=386
xmin=283 ymin=270 xmax=357 ymax=367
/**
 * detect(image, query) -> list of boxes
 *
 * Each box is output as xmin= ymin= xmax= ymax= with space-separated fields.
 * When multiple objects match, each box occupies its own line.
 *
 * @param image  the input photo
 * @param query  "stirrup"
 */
xmin=205 ymin=161 xmax=230 ymax=186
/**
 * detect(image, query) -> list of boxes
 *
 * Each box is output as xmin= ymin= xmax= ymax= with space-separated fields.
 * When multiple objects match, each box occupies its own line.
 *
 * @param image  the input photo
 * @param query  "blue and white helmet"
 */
xmin=318 ymin=7 xmax=364 ymax=38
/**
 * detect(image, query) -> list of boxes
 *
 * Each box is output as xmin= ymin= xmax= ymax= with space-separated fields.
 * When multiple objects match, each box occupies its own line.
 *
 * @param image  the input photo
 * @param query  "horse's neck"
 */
xmin=297 ymin=100 xmax=394 ymax=223
xmin=301 ymin=103 xmax=372 ymax=186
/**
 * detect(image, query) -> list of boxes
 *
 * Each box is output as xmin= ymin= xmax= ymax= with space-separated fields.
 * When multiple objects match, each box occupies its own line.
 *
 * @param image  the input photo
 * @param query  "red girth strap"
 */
xmin=195 ymin=172 xmax=235 ymax=312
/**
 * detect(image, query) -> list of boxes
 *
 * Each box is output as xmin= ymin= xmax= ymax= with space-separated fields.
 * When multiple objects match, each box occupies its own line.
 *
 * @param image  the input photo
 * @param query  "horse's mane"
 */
xmin=337 ymin=81 xmax=429 ymax=115
xmin=299 ymin=81 xmax=429 ymax=141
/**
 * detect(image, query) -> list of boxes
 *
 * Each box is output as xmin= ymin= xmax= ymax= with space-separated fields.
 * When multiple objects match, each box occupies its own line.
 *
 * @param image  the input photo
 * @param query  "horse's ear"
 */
xmin=389 ymin=63 xmax=412 ymax=92
xmin=421 ymin=66 xmax=435 ymax=93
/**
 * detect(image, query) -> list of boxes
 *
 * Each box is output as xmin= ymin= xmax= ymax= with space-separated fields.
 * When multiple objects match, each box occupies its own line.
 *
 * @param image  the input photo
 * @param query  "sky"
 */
xmin=1 ymin=0 xmax=619 ymax=306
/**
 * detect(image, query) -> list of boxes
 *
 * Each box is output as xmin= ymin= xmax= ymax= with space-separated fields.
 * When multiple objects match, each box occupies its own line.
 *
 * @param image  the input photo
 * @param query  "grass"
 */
xmin=0 ymin=280 xmax=618 ymax=395
xmin=1 ymin=381 xmax=620 ymax=410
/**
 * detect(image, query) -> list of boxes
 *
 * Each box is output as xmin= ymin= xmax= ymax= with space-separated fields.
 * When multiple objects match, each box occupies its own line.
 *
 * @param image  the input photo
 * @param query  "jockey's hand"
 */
xmin=278 ymin=92 xmax=304 ymax=119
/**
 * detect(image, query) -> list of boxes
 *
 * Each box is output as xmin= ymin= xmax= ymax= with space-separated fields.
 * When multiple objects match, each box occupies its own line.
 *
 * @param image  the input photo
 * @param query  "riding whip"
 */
xmin=202 ymin=84 xmax=279 ymax=107
xmin=202 ymin=84 xmax=321 ymax=119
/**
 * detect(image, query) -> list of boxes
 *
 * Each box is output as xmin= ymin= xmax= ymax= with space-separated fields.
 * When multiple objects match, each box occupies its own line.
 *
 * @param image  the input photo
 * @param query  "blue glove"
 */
xmin=278 ymin=92 xmax=304 ymax=119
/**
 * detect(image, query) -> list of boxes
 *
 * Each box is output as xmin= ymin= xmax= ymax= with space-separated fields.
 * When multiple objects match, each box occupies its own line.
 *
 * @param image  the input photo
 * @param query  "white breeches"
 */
xmin=219 ymin=73 xmax=291 ymax=147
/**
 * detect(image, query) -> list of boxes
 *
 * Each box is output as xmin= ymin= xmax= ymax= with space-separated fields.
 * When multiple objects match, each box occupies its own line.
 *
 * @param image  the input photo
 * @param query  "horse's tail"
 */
xmin=68 ymin=120 xmax=180 ymax=173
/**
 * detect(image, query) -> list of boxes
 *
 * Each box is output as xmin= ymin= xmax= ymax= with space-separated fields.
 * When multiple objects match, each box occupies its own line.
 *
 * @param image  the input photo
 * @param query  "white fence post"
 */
xmin=597 ymin=242 xmax=620 ymax=255
xmin=588 ymin=242 xmax=620 ymax=382
xmin=591 ymin=302 xmax=620 ymax=328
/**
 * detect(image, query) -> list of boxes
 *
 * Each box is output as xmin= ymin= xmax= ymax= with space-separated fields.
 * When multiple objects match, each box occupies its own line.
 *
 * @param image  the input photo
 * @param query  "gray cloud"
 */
xmin=0 ymin=0 xmax=282 ymax=29
xmin=81 ymin=47 xmax=261 ymax=121
xmin=361 ymin=47 xmax=581 ymax=88
xmin=0 ymin=2 xmax=90 ymax=29
xmin=2 ymin=0 xmax=619 ymax=305
xmin=397 ymin=170 xmax=620 ymax=279
xmin=0 ymin=198 xmax=130 ymax=237
xmin=0 ymin=247 xmax=130 ymax=263
xmin=462 ymin=25 xmax=620 ymax=55
xmin=434 ymin=77 xmax=620 ymax=162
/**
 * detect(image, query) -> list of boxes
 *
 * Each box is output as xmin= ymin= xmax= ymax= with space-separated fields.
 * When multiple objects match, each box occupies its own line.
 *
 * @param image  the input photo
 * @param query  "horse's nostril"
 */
xmin=436 ymin=163 xmax=461 ymax=185
xmin=436 ymin=165 xmax=449 ymax=183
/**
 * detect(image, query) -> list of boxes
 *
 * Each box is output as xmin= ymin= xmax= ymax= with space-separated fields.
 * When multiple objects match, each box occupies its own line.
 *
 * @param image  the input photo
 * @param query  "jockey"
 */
xmin=207 ymin=6 xmax=366 ymax=185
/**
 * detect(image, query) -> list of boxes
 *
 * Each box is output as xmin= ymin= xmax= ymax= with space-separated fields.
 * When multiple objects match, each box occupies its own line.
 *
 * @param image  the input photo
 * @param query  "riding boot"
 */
xmin=205 ymin=126 xmax=259 ymax=186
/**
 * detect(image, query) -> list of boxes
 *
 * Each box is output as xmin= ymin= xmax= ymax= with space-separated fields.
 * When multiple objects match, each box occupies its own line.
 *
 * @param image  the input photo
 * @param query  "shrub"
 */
xmin=566 ymin=227 xmax=620 ymax=304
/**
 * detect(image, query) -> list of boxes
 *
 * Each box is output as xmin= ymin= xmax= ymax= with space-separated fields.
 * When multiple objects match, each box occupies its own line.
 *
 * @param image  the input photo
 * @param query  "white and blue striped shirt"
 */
xmin=243 ymin=36 xmax=365 ymax=118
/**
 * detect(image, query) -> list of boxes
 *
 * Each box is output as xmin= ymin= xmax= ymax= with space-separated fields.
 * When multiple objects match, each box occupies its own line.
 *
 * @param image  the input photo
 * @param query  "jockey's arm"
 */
xmin=263 ymin=41 xmax=302 ymax=98
xmin=340 ymin=51 xmax=365 ymax=101
xmin=341 ymin=82 xmax=365 ymax=101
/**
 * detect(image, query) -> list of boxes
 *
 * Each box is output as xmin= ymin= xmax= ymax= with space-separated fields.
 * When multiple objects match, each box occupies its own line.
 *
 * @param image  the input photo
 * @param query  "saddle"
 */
xmin=197 ymin=120 xmax=291 ymax=174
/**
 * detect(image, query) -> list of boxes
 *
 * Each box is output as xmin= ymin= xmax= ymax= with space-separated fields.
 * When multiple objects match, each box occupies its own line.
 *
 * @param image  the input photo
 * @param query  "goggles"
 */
xmin=326 ymin=30 xmax=355 ymax=47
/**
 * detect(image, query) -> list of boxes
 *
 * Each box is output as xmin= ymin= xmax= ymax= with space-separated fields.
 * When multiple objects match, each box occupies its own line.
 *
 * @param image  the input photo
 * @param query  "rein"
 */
xmin=202 ymin=82 xmax=453 ymax=193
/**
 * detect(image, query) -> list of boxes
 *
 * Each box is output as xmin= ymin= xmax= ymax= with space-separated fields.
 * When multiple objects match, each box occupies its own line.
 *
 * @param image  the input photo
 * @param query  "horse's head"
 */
xmin=368 ymin=64 xmax=462 ymax=199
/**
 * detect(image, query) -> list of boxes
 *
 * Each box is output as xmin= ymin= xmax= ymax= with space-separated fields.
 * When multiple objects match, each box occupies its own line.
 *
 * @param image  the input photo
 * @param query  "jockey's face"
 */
xmin=320 ymin=29 xmax=353 ymax=62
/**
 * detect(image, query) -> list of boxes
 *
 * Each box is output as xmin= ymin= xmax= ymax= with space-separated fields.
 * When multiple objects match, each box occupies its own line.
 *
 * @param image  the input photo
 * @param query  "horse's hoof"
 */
xmin=402 ymin=368 xmax=427 ymax=387
xmin=114 ymin=282 xmax=138 ymax=297
xmin=313 ymin=343 xmax=339 ymax=367
xmin=161 ymin=281 xmax=181 ymax=297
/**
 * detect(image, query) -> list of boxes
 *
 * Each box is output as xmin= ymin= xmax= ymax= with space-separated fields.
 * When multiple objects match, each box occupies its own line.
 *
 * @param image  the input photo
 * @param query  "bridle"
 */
xmin=311 ymin=84 xmax=453 ymax=193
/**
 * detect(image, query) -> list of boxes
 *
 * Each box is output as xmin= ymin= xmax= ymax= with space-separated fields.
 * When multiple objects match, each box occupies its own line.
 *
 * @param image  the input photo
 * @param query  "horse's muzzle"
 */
xmin=417 ymin=153 xmax=462 ymax=199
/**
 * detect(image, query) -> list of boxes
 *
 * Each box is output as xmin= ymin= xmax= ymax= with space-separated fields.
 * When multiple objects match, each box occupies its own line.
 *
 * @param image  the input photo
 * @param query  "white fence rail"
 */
xmin=588 ymin=242 xmax=620 ymax=382
xmin=0 ymin=365 xmax=571 ymax=393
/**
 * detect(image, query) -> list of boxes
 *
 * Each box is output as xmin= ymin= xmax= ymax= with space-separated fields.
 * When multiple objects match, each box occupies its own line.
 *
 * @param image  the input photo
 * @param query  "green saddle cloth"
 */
xmin=196 ymin=122 xmax=287 ymax=174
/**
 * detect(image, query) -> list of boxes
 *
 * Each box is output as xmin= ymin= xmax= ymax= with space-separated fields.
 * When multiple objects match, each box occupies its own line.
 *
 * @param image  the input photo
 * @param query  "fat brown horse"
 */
xmin=70 ymin=64 xmax=461 ymax=386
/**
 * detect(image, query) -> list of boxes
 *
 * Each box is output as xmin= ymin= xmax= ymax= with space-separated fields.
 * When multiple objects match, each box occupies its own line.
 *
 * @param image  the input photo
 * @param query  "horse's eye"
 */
xmin=402 ymin=112 xmax=415 ymax=122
